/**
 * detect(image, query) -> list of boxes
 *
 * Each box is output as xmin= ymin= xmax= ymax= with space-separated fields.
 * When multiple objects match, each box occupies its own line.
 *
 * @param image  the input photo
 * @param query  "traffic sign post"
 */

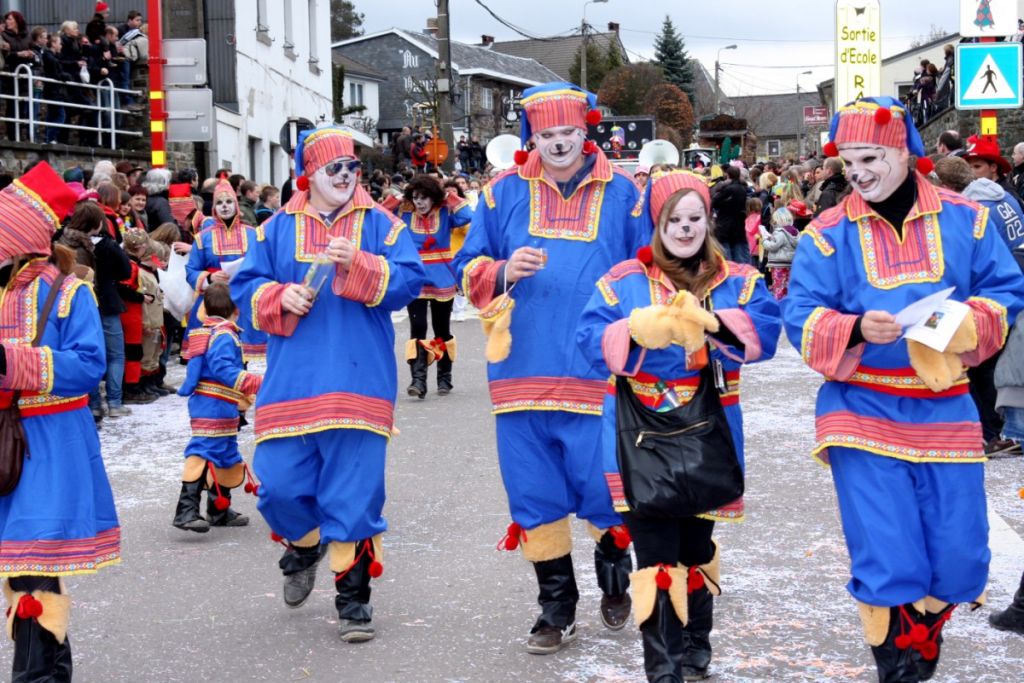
xmin=165 ymin=88 xmax=214 ymax=142
xmin=162 ymin=39 xmax=208 ymax=86
xmin=955 ymin=43 xmax=1023 ymax=110
xmin=834 ymin=0 xmax=882 ymax=110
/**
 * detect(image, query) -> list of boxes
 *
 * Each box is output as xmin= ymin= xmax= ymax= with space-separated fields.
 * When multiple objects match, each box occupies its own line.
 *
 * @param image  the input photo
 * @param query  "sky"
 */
xmin=351 ymin=0 xmax=976 ymax=96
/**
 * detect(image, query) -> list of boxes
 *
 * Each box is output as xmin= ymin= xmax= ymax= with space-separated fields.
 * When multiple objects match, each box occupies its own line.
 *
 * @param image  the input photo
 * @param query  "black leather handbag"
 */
xmin=614 ymin=359 xmax=743 ymax=519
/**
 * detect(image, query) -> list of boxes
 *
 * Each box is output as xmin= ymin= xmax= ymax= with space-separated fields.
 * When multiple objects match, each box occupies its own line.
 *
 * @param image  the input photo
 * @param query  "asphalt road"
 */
xmin=25 ymin=318 xmax=1024 ymax=682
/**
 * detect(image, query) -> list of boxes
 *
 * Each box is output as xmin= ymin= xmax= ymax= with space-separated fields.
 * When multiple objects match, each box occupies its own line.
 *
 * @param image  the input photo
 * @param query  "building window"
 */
xmin=256 ymin=0 xmax=271 ymax=44
xmin=283 ymin=0 xmax=296 ymax=56
xmin=767 ymin=139 xmax=781 ymax=157
xmin=480 ymin=86 xmax=493 ymax=111
xmin=349 ymin=82 xmax=364 ymax=107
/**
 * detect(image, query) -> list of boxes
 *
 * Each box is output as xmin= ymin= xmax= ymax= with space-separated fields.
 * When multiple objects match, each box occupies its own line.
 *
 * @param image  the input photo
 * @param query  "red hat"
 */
xmin=649 ymin=170 xmax=711 ymax=222
xmin=168 ymin=182 xmax=195 ymax=227
xmin=963 ymin=135 xmax=1011 ymax=176
xmin=0 ymin=162 xmax=78 ymax=261
xmin=787 ymin=199 xmax=811 ymax=218
xmin=95 ymin=2 xmax=110 ymax=12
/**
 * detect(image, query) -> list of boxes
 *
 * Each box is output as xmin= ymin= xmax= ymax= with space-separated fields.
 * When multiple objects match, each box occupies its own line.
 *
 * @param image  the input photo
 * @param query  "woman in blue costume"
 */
xmin=173 ymin=282 xmax=262 ymax=534
xmin=783 ymin=97 xmax=1024 ymax=682
xmin=578 ymin=170 xmax=780 ymax=682
xmin=396 ymin=174 xmax=473 ymax=398
xmin=0 ymin=162 xmax=120 ymax=681
xmin=184 ymin=178 xmax=266 ymax=362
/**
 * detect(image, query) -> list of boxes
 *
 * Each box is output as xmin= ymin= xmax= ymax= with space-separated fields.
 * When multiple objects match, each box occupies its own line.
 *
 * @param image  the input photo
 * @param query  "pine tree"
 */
xmin=331 ymin=0 xmax=365 ymax=42
xmin=653 ymin=15 xmax=695 ymax=105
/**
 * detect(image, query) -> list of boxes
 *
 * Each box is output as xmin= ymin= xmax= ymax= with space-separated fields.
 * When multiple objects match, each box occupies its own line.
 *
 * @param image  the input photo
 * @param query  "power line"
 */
xmin=471 ymin=0 xmax=573 ymax=42
xmin=720 ymin=62 xmax=834 ymax=69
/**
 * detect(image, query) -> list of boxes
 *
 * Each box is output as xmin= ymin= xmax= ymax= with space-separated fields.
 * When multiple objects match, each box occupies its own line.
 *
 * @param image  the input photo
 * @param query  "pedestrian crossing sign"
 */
xmin=955 ymin=43 xmax=1023 ymax=110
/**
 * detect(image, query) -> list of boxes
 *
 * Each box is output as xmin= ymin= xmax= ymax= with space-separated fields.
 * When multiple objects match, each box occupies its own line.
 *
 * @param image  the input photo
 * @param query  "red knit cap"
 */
xmin=302 ymin=128 xmax=356 ymax=176
xmin=0 ymin=162 xmax=78 ymax=261
xmin=96 ymin=2 xmax=110 ymax=12
xmin=521 ymin=88 xmax=590 ymax=135
xmin=649 ymin=170 xmax=711 ymax=223
xmin=831 ymin=100 xmax=908 ymax=150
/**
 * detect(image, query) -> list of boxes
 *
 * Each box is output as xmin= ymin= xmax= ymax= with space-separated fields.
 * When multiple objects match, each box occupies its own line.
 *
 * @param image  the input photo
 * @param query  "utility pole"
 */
xmin=435 ymin=0 xmax=455 ymax=173
xmin=580 ymin=17 xmax=588 ymax=91
xmin=148 ymin=0 xmax=166 ymax=168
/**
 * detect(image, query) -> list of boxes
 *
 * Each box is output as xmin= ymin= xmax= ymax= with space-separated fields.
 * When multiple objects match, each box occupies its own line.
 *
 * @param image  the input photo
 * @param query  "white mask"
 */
xmin=660 ymin=192 xmax=708 ymax=260
xmin=838 ymin=144 xmax=909 ymax=203
xmin=309 ymin=157 xmax=359 ymax=211
xmin=412 ymin=194 xmax=434 ymax=216
xmin=214 ymin=195 xmax=237 ymax=221
xmin=533 ymin=126 xmax=585 ymax=171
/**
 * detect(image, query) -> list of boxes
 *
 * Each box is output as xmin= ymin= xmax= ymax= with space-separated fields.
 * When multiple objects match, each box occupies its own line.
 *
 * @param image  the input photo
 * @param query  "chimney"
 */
xmin=607 ymin=22 xmax=619 ymax=33
xmin=480 ymin=34 xmax=494 ymax=47
xmin=425 ymin=17 xmax=438 ymax=36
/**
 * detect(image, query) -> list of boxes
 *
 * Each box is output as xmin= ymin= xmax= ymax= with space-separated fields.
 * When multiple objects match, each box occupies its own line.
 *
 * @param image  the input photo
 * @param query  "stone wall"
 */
xmin=918 ymin=107 xmax=1024 ymax=155
xmin=0 ymin=140 xmax=195 ymax=176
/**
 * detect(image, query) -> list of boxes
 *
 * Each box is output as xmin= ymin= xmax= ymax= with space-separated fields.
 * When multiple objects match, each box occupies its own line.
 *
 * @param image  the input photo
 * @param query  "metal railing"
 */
xmin=0 ymin=64 xmax=144 ymax=147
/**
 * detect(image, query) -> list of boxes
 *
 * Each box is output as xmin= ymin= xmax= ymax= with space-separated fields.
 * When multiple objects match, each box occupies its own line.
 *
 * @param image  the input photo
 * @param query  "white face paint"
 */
xmin=309 ymin=157 xmax=358 ymax=211
xmin=214 ymin=195 xmax=237 ymax=221
xmin=660 ymin=192 xmax=708 ymax=260
xmin=533 ymin=126 xmax=585 ymax=171
xmin=411 ymin=193 xmax=434 ymax=216
xmin=837 ymin=144 xmax=909 ymax=203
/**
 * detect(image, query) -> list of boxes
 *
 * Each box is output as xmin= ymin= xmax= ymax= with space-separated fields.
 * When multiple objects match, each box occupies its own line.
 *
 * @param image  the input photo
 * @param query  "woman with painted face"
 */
xmin=577 ymin=170 xmax=781 ymax=683
xmin=398 ymin=174 xmax=473 ymax=398
xmin=184 ymin=179 xmax=267 ymax=363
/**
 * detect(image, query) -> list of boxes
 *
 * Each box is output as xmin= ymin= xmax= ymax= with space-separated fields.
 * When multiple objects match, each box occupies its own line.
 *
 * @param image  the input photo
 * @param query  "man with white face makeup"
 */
xmin=232 ymin=127 xmax=424 ymax=643
xmin=783 ymin=97 xmax=1024 ymax=682
xmin=454 ymin=82 xmax=648 ymax=654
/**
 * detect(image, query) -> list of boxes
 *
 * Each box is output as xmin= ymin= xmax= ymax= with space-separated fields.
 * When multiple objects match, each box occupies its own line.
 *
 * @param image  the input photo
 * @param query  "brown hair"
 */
xmin=49 ymin=243 xmax=75 ymax=275
xmin=934 ymin=156 xmax=974 ymax=192
xmin=149 ymin=222 xmax=181 ymax=245
xmin=404 ymin=174 xmax=445 ymax=205
xmin=97 ymin=182 xmax=121 ymax=210
xmin=203 ymin=282 xmax=236 ymax=319
xmin=65 ymin=201 xmax=105 ymax=234
xmin=745 ymin=197 xmax=762 ymax=215
xmin=651 ymin=189 xmax=726 ymax=297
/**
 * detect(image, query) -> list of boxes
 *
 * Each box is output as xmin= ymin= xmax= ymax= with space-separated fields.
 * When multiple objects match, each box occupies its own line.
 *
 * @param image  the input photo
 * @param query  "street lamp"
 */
xmin=581 ymin=0 xmax=608 ymax=91
xmin=714 ymin=44 xmax=737 ymax=114
xmin=796 ymin=70 xmax=812 ymax=158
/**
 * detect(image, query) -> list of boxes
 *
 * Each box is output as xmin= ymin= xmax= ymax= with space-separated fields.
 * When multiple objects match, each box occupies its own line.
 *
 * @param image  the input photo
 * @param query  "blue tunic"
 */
xmin=398 ymin=195 xmax=473 ymax=301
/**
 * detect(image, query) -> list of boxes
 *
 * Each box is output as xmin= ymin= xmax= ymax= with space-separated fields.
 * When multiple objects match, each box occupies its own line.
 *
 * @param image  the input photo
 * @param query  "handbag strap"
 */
xmin=33 ymin=273 xmax=66 ymax=347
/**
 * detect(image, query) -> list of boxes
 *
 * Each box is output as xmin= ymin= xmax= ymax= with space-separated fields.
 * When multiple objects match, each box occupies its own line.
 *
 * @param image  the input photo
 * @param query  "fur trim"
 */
xmin=206 ymin=463 xmax=245 ymax=489
xmin=946 ymin=312 xmax=978 ymax=354
xmin=479 ymin=295 xmax=514 ymax=363
xmin=924 ymin=596 xmax=949 ymax=614
xmin=971 ymin=591 xmax=987 ymax=609
xmin=857 ymin=601 xmax=890 ymax=646
xmin=628 ymin=305 xmax=674 ymax=350
xmin=291 ymin=528 xmax=320 ymax=549
xmin=585 ymin=522 xmax=607 ymax=544
xmin=907 ymin=340 xmax=958 ymax=392
xmin=3 ymin=582 xmax=71 ymax=644
xmin=521 ymin=517 xmax=572 ymax=562
xmin=182 ymin=455 xmax=208 ymax=482
xmin=444 ymin=336 xmax=457 ymax=362
xmin=404 ymin=339 xmax=418 ymax=362
xmin=328 ymin=540 xmax=357 ymax=573
xmin=630 ymin=566 xmax=689 ymax=628
xmin=696 ymin=540 xmax=721 ymax=596
xmin=238 ymin=396 xmax=253 ymax=411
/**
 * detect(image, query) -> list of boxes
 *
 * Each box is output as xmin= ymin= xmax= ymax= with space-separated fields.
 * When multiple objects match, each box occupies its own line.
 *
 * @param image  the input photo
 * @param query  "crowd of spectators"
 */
xmin=0 ymin=3 xmax=147 ymax=146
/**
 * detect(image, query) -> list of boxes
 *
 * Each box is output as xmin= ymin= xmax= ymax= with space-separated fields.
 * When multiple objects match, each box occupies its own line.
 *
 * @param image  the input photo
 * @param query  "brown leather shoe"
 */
xmin=525 ymin=623 xmax=577 ymax=654
xmin=600 ymin=593 xmax=632 ymax=630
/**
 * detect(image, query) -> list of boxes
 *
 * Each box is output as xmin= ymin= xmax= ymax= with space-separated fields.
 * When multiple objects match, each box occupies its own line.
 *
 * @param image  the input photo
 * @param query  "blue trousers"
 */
xmin=88 ymin=313 xmax=125 ymax=408
xmin=495 ymin=411 xmax=620 ymax=530
xmin=254 ymin=428 xmax=387 ymax=544
xmin=829 ymin=447 xmax=989 ymax=606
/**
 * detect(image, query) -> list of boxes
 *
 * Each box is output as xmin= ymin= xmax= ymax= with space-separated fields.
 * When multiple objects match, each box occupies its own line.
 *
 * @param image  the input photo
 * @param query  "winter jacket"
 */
xmin=145 ymin=191 xmax=174 ymax=231
xmin=41 ymin=48 xmax=68 ymax=100
xmin=758 ymin=224 xmax=798 ymax=267
xmin=995 ymin=319 xmax=1024 ymax=409
xmin=238 ymin=197 xmax=258 ymax=226
xmin=1011 ymin=163 xmax=1024 ymax=205
xmin=815 ymin=173 xmax=848 ymax=216
xmin=92 ymin=231 xmax=132 ymax=315
xmin=56 ymin=228 xmax=97 ymax=281
xmin=1 ymin=30 xmax=32 ymax=74
xmin=962 ymin=178 xmax=1024 ymax=259
xmin=711 ymin=179 xmax=748 ymax=246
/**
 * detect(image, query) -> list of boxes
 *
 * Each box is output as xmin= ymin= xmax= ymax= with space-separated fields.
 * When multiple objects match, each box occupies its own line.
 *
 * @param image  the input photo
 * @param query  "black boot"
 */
xmin=641 ymin=589 xmax=685 ymax=683
xmin=279 ymin=543 xmax=326 ymax=608
xmin=990 ymin=572 xmax=1024 ymax=635
xmin=525 ymin=554 xmax=579 ymax=654
xmin=914 ymin=604 xmax=955 ymax=681
xmin=144 ymin=374 xmax=170 ymax=397
xmin=870 ymin=604 xmax=923 ymax=683
xmin=681 ymin=585 xmax=714 ymax=681
xmin=595 ymin=531 xmax=632 ymax=630
xmin=206 ymin=486 xmax=249 ymax=527
xmin=437 ymin=348 xmax=453 ymax=395
xmin=335 ymin=541 xmax=375 ymax=642
xmin=9 ymin=577 xmax=71 ymax=683
xmin=172 ymin=479 xmax=210 ymax=533
xmin=407 ymin=344 xmax=428 ymax=399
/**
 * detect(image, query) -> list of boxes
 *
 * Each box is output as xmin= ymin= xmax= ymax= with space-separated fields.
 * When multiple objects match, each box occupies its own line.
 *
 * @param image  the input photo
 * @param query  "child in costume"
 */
xmin=397 ymin=174 xmax=473 ymax=397
xmin=0 ymin=161 xmax=121 ymax=681
xmin=577 ymin=170 xmax=780 ymax=682
xmin=173 ymin=282 xmax=262 ymax=533
xmin=453 ymin=82 xmax=648 ymax=654
xmin=758 ymin=207 xmax=799 ymax=300
xmin=232 ymin=127 xmax=425 ymax=642
xmin=782 ymin=97 xmax=1024 ymax=682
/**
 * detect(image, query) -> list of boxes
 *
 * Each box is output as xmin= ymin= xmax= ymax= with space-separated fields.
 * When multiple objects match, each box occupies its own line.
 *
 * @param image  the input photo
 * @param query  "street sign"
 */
xmin=834 ymin=0 xmax=882 ymax=111
xmin=959 ymin=0 xmax=1018 ymax=38
xmin=162 ymin=39 xmax=207 ymax=86
xmin=165 ymin=88 xmax=214 ymax=142
xmin=803 ymin=106 xmax=830 ymax=126
xmin=278 ymin=118 xmax=317 ymax=155
xmin=955 ymin=43 xmax=1023 ymax=110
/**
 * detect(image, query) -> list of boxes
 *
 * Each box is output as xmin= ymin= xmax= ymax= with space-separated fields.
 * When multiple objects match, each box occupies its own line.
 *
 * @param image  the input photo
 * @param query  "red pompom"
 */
xmin=610 ymin=526 xmax=631 ymax=550
xmin=244 ymin=482 xmax=254 ymax=494
xmin=655 ymin=567 xmax=672 ymax=591
xmin=908 ymin=623 xmax=928 ymax=644
xmin=270 ymin=532 xmax=283 ymax=543
xmin=916 ymin=641 xmax=938 ymax=660
xmin=916 ymin=157 xmax=935 ymax=175
xmin=586 ymin=109 xmax=602 ymax=126
xmin=894 ymin=634 xmax=911 ymax=649
xmin=687 ymin=567 xmax=705 ymax=593
xmin=16 ymin=595 xmax=43 ymax=620
xmin=874 ymin=107 xmax=892 ymax=125
xmin=637 ymin=245 xmax=653 ymax=265
xmin=823 ymin=142 xmax=839 ymax=158
xmin=514 ymin=149 xmax=529 ymax=166
xmin=296 ymin=175 xmax=309 ymax=192
xmin=214 ymin=495 xmax=230 ymax=511
xmin=583 ymin=140 xmax=598 ymax=155
xmin=500 ymin=521 xmax=523 ymax=551
xmin=368 ymin=560 xmax=384 ymax=578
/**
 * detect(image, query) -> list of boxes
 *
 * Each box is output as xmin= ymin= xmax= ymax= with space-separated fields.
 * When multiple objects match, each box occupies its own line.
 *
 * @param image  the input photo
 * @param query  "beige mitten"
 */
xmin=628 ymin=305 xmax=676 ymax=349
xmin=480 ymin=295 xmax=515 ymax=363
xmin=945 ymin=312 xmax=978 ymax=354
xmin=668 ymin=291 xmax=720 ymax=353
xmin=907 ymin=339 xmax=956 ymax=392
